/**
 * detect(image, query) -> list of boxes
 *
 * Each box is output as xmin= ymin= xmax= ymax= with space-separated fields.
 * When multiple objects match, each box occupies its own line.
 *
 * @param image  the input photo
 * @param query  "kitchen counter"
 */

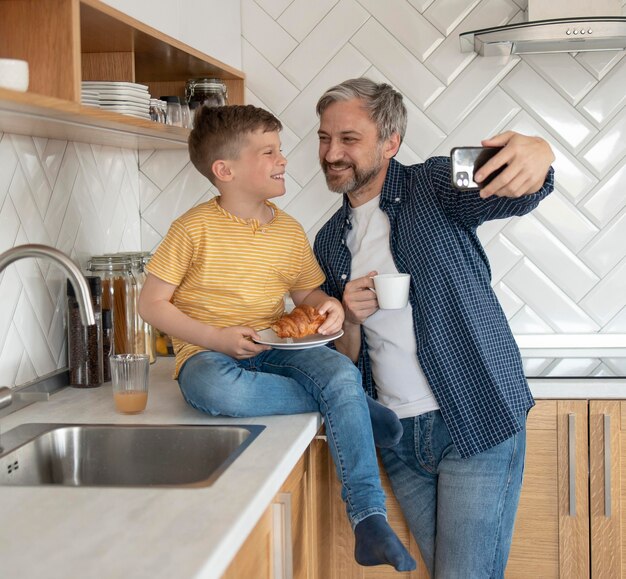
xmin=0 ymin=358 xmax=322 ymax=579
xmin=0 ymin=359 xmax=624 ymax=579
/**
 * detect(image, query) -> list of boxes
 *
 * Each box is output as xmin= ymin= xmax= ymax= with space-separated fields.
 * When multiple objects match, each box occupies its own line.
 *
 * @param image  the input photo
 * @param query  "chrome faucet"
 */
xmin=0 ymin=244 xmax=96 ymax=411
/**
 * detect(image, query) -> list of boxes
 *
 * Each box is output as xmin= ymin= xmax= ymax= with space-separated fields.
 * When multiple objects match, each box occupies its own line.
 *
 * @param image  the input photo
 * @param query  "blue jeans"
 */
xmin=178 ymin=348 xmax=386 ymax=527
xmin=380 ymin=411 xmax=526 ymax=578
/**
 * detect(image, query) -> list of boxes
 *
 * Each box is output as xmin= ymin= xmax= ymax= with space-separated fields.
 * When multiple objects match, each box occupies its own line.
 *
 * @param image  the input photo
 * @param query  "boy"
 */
xmin=138 ymin=104 xmax=415 ymax=572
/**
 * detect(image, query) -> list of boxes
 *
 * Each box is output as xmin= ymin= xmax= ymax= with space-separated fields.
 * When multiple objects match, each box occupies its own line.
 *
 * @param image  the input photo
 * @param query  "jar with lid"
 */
xmin=67 ymin=275 xmax=103 ymax=388
xmin=123 ymin=251 xmax=156 ymax=363
xmin=185 ymin=78 xmax=228 ymax=108
xmin=188 ymin=100 xmax=201 ymax=128
xmin=87 ymin=255 xmax=136 ymax=356
xmin=180 ymin=99 xmax=191 ymax=129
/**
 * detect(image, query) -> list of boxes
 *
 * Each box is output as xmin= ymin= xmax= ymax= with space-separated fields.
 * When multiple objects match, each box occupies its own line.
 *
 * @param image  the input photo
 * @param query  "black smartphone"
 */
xmin=450 ymin=146 xmax=504 ymax=190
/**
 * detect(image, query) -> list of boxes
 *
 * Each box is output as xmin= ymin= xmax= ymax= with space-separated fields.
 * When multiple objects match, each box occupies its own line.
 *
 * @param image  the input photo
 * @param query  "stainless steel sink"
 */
xmin=0 ymin=423 xmax=264 ymax=487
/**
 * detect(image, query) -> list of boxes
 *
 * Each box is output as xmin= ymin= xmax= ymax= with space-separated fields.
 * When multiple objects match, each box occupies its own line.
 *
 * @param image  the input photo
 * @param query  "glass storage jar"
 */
xmin=67 ymin=275 xmax=103 ymax=388
xmin=123 ymin=251 xmax=156 ymax=363
xmin=185 ymin=78 xmax=228 ymax=108
xmin=87 ymin=255 xmax=136 ymax=355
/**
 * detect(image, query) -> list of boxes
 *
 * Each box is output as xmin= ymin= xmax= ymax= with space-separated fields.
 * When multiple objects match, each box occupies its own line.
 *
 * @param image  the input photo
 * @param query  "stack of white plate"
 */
xmin=81 ymin=81 xmax=151 ymax=120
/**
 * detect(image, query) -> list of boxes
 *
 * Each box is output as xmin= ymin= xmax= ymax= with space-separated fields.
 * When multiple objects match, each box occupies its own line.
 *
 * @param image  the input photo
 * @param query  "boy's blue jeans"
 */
xmin=380 ymin=410 xmax=526 ymax=579
xmin=178 ymin=347 xmax=387 ymax=527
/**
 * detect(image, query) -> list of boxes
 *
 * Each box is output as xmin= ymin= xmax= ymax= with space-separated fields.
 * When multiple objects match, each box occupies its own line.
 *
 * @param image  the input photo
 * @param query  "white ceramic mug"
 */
xmin=372 ymin=273 xmax=411 ymax=310
xmin=0 ymin=58 xmax=29 ymax=92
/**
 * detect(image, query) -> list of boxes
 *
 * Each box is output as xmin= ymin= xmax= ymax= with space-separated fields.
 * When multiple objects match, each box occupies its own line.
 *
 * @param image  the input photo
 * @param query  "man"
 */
xmin=313 ymin=77 xmax=555 ymax=578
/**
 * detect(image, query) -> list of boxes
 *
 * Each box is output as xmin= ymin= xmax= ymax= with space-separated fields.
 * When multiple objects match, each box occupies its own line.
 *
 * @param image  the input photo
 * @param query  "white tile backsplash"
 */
xmin=581 ymin=107 xmax=626 ymax=176
xmin=503 ymin=214 xmax=599 ymax=302
xmin=242 ymin=39 xmax=299 ymax=114
xmin=280 ymin=45 xmax=370 ymax=139
xmin=350 ymin=18 xmax=445 ymax=109
xmin=577 ymin=58 xmax=626 ymax=126
xmin=278 ymin=0 xmax=340 ymax=42
xmin=241 ymin=0 xmax=297 ymax=67
xmin=1 ymin=0 xmax=625 ymax=382
xmin=423 ymin=0 xmax=481 ymax=36
xmin=425 ymin=0 xmax=518 ymax=85
xmin=426 ymin=54 xmax=519 ymax=133
xmin=0 ymin=134 xmax=142 ymax=386
xmin=500 ymin=62 xmax=597 ymax=152
xmin=581 ymin=162 xmax=626 ymax=226
xmin=356 ymin=0 xmax=444 ymax=61
xmin=278 ymin=0 xmax=368 ymax=90
xmin=522 ymin=53 xmax=597 ymax=106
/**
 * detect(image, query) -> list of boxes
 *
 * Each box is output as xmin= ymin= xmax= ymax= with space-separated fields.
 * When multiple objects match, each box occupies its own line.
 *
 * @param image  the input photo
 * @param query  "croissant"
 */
xmin=271 ymin=305 xmax=327 ymax=338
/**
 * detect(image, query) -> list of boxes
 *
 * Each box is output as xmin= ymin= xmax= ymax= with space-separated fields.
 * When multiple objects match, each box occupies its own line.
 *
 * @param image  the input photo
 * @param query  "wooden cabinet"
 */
xmin=0 ymin=0 xmax=244 ymax=148
xmin=223 ymin=437 xmax=327 ymax=579
xmin=589 ymin=400 xmax=624 ymax=577
xmin=317 ymin=400 xmax=624 ymax=578
xmin=508 ymin=399 xmax=625 ymax=578
xmin=506 ymin=400 xmax=588 ymax=577
xmin=222 ymin=507 xmax=274 ymax=579
xmin=322 ymin=444 xmax=428 ymax=578
xmin=224 ymin=401 xmax=625 ymax=578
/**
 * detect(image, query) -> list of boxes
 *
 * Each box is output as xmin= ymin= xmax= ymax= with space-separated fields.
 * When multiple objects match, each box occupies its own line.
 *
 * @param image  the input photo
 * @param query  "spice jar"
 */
xmin=67 ymin=276 xmax=103 ymax=388
xmin=185 ymin=78 xmax=228 ymax=108
xmin=87 ymin=255 xmax=136 ymax=355
xmin=102 ymin=308 xmax=113 ymax=382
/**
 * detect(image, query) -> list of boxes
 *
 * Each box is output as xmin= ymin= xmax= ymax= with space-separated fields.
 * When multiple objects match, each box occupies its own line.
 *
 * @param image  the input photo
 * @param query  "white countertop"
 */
xmin=0 ymin=359 xmax=624 ymax=579
xmin=0 ymin=358 xmax=322 ymax=579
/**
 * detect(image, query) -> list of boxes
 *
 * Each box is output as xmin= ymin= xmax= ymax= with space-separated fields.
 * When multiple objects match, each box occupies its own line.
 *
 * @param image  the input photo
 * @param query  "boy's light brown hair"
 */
xmin=188 ymin=104 xmax=282 ymax=185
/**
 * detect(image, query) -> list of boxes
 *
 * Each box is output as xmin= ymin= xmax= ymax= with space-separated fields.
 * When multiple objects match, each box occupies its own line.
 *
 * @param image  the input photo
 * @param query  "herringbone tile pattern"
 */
xmin=1 ymin=0 xmax=625 ymax=384
xmin=0 ymin=137 xmax=141 ymax=386
xmin=151 ymin=0 xmax=626 ymax=376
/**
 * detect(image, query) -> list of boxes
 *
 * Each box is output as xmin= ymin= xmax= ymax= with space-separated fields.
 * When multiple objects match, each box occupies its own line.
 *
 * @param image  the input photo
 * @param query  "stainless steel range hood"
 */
xmin=460 ymin=0 xmax=626 ymax=56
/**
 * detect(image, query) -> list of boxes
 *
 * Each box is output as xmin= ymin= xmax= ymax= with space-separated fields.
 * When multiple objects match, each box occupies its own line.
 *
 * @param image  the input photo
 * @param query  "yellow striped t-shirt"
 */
xmin=146 ymin=197 xmax=325 ymax=377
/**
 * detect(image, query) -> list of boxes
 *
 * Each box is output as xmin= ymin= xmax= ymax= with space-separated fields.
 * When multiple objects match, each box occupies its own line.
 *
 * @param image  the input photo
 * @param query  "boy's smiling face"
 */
xmin=227 ymin=129 xmax=287 ymax=200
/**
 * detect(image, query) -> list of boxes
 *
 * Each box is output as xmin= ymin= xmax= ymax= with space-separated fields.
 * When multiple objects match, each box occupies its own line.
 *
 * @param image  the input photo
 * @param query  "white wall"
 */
xmin=1 ymin=0 xmax=625 ymax=386
xmin=100 ymin=0 xmax=242 ymax=68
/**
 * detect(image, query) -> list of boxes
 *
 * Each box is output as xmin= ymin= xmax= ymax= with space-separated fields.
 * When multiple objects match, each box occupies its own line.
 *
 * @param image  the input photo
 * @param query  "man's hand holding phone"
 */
xmin=451 ymin=131 xmax=555 ymax=199
xmin=450 ymin=146 xmax=503 ymax=191
xmin=480 ymin=131 xmax=554 ymax=198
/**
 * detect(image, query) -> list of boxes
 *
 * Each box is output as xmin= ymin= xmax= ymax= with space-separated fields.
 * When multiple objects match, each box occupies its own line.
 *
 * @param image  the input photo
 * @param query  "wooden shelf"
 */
xmin=0 ymin=0 xmax=245 ymax=149
xmin=0 ymin=88 xmax=189 ymax=149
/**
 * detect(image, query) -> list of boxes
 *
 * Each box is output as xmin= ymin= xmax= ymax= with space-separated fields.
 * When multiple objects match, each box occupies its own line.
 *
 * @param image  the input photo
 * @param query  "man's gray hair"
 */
xmin=316 ymin=77 xmax=407 ymax=142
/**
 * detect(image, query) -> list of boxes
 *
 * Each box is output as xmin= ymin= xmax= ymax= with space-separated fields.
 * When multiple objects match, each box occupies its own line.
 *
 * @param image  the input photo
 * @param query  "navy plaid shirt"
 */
xmin=314 ymin=157 xmax=555 ymax=458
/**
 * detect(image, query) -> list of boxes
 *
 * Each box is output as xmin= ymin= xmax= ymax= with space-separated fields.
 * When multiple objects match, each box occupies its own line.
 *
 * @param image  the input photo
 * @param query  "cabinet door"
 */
xmin=222 ymin=507 xmax=273 ymax=579
xmin=590 ymin=400 xmax=624 ymax=577
xmin=507 ymin=400 xmax=590 ymax=579
xmin=507 ymin=401 xmax=560 ymax=577
xmin=278 ymin=452 xmax=311 ymax=579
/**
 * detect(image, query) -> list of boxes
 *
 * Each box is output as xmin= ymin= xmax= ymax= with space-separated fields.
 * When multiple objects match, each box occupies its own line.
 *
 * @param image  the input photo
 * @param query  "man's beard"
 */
xmin=322 ymin=153 xmax=384 ymax=196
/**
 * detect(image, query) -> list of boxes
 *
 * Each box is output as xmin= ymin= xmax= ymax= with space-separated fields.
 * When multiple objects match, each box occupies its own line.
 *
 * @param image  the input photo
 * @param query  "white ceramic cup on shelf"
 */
xmin=372 ymin=273 xmax=411 ymax=310
xmin=0 ymin=58 xmax=29 ymax=92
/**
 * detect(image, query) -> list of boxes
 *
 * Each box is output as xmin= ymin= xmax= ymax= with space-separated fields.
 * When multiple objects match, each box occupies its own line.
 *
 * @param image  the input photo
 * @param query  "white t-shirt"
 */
xmin=346 ymin=195 xmax=439 ymax=418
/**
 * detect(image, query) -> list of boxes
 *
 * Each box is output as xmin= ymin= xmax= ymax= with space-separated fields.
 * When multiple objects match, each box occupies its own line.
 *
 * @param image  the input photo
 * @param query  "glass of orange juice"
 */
xmin=110 ymin=354 xmax=150 ymax=414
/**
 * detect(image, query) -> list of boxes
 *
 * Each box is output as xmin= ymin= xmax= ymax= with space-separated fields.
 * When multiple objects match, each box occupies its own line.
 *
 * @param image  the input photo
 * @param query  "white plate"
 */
xmin=254 ymin=328 xmax=344 ymax=349
xmin=100 ymin=104 xmax=149 ymax=113
xmin=98 ymin=94 xmax=150 ymax=105
xmin=99 ymin=102 xmax=149 ymax=112
xmin=81 ymin=81 xmax=149 ymax=91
